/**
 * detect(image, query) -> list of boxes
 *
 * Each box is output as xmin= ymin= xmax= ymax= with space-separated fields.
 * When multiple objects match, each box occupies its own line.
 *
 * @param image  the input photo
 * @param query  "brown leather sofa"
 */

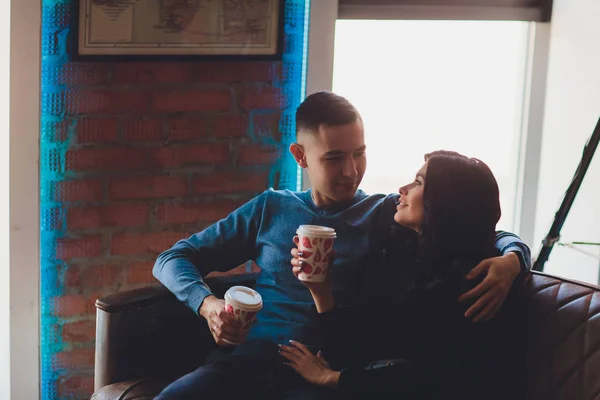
xmin=90 ymin=271 xmax=600 ymax=399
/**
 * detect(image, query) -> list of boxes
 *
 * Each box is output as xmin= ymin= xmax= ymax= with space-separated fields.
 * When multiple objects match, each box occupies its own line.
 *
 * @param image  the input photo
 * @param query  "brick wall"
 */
xmin=40 ymin=0 xmax=309 ymax=396
xmin=50 ymin=61 xmax=284 ymax=398
xmin=44 ymin=60 xmax=285 ymax=398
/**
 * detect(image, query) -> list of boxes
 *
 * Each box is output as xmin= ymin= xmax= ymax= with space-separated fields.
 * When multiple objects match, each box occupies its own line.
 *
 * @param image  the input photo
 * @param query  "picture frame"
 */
xmin=74 ymin=0 xmax=285 ymax=61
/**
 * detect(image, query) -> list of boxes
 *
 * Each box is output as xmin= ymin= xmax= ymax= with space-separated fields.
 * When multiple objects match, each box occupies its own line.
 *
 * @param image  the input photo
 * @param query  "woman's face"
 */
xmin=394 ymin=162 xmax=427 ymax=232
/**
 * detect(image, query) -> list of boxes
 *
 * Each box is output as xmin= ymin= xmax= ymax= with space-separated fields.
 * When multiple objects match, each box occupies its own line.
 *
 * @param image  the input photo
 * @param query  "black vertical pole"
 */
xmin=534 ymin=117 xmax=600 ymax=271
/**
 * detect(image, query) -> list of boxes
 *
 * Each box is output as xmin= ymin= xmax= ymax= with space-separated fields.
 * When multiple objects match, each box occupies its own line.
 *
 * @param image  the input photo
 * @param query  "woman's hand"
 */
xmin=291 ymin=238 xmax=333 ymax=292
xmin=279 ymin=340 xmax=340 ymax=388
xmin=291 ymin=236 xmax=336 ymax=313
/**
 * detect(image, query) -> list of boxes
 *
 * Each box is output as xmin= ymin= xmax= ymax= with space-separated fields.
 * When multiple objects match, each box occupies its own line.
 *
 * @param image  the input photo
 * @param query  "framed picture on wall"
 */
xmin=74 ymin=0 xmax=284 ymax=61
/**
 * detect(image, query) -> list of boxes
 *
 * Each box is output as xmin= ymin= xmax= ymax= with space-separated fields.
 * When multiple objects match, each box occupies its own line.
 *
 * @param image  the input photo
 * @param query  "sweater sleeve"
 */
xmin=494 ymin=231 xmax=532 ymax=271
xmin=152 ymin=191 xmax=268 ymax=315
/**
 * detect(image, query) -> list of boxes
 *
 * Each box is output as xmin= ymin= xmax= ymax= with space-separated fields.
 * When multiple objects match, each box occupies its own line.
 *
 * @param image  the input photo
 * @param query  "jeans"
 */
xmin=154 ymin=340 xmax=335 ymax=400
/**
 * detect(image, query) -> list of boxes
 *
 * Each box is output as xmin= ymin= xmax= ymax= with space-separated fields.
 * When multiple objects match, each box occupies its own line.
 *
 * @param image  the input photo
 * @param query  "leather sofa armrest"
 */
xmin=91 ymin=378 xmax=172 ymax=400
xmin=94 ymin=272 xmax=259 ymax=392
xmin=95 ymin=272 xmax=260 ymax=313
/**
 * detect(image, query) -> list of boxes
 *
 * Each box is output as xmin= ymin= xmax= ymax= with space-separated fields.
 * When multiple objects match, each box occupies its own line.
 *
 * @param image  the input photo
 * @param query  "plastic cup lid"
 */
xmin=297 ymin=225 xmax=336 ymax=237
xmin=225 ymin=286 xmax=263 ymax=311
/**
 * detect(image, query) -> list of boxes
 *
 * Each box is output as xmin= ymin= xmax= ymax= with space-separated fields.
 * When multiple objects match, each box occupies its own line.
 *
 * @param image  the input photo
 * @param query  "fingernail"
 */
xmin=298 ymin=251 xmax=304 ymax=257
xmin=278 ymin=344 xmax=282 ymax=347
xmin=289 ymin=340 xmax=295 ymax=343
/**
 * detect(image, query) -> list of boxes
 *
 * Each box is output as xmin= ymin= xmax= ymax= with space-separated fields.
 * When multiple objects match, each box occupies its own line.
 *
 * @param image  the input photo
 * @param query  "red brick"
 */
xmin=253 ymin=112 xmax=282 ymax=141
xmin=53 ymin=62 xmax=111 ymax=85
xmin=240 ymin=87 xmax=284 ymax=110
xmin=156 ymin=144 xmax=230 ymax=168
xmin=110 ymin=175 xmax=188 ymax=200
xmin=65 ymin=265 xmax=79 ymax=287
xmin=213 ymin=114 xmax=248 ymax=139
xmin=64 ymin=90 xmax=150 ymax=115
xmin=126 ymin=261 xmax=156 ymax=285
xmin=123 ymin=118 xmax=164 ymax=142
xmin=167 ymin=116 xmax=208 ymax=141
xmin=156 ymin=200 xmax=236 ymax=224
xmin=56 ymin=374 xmax=94 ymax=399
xmin=42 ymin=119 xmax=70 ymax=143
xmin=67 ymin=264 xmax=122 ymax=289
xmin=153 ymin=90 xmax=231 ymax=112
xmin=66 ymin=147 xmax=154 ymax=172
xmin=52 ymin=179 xmax=103 ymax=203
xmin=76 ymin=118 xmax=119 ymax=144
xmin=62 ymin=320 xmax=96 ymax=343
xmin=113 ymin=62 xmax=194 ymax=84
xmin=111 ymin=231 xmax=189 ymax=255
xmin=194 ymin=62 xmax=278 ymax=82
xmin=238 ymin=144 xmax=281 ymax=166
xmin=52 ymin=348 xmax=95 ymax=370
xmin=68 ymin=145 xmax=229 ymax=172
xmin=67 ymin=204 xmax=150 ymax=230
xmin=193 ymin=171 xmax=268 ymax=195
xmin=56 ymin=236 xmax=102 ymax=260
xmin=50 ymin=295 xmax=95 ymax=318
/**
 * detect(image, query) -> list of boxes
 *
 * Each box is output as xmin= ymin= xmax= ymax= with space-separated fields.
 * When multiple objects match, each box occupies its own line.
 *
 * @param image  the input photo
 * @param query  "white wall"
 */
xmin=0 ymin=0 xmax=11 ymax=397
xmin=3 ymin=0 xmax=41 ymax=398
xmin=533 ymin=0 xmax=600 ymax=283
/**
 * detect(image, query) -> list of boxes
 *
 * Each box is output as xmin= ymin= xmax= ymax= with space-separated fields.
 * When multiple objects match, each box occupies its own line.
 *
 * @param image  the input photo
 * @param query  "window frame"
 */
xmin=304 ymin=0 xmax=550 ymax=245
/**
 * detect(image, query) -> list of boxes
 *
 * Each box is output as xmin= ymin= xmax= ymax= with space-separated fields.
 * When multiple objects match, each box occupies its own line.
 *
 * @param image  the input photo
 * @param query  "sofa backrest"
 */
xmin=526 ymin=271 xmax=600 ymax=400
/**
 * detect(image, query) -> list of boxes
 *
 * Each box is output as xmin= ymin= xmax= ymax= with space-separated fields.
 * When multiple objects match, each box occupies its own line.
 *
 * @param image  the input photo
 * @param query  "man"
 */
xmin=153 ymin=92 xmax=530 ymax=399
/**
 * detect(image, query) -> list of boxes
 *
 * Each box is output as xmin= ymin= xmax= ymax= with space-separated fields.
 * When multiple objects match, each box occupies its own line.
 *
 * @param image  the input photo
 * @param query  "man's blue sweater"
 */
xmin=153 ymin=189 xmax=530 ymax=347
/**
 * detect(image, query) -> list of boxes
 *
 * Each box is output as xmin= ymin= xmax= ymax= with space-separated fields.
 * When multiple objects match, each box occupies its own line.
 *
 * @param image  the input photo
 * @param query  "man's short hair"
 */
xmin=295 ymin=91 xmax=361 ymax=138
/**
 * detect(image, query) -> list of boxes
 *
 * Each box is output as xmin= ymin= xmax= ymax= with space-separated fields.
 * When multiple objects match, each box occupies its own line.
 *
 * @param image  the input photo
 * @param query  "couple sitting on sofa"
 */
xmin=152 ymin=91 xmax=531 ymax=399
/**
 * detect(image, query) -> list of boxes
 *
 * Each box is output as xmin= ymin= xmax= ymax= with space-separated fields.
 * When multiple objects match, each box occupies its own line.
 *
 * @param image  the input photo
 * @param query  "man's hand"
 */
xmin=199 ymin=295 xmax=245 ymax=346
xmin=458 ymin=252 xmax=521 ymax=322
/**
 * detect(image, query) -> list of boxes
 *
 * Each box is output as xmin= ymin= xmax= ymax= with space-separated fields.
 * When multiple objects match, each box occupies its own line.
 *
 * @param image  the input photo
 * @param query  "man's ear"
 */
xmin=289 ymin=143 xmax=308 ymax=168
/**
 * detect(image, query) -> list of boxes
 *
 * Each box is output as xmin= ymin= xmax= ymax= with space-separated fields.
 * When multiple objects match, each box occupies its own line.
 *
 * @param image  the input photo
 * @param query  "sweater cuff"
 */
xmin=506 ymin=246 xmax=531 ymax=272
xmin=186 ymin=283 xmax=214 ymax=317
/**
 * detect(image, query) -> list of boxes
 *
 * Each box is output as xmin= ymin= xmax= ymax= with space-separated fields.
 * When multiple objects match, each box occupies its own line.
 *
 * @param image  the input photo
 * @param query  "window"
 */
xmin=332 ymin=20 xmax=530 ymax=231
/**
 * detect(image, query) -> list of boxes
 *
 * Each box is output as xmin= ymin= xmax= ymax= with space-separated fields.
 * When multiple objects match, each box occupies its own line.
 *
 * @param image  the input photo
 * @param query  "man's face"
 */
xmin=298 ymin=120 xmax=366 ymax=206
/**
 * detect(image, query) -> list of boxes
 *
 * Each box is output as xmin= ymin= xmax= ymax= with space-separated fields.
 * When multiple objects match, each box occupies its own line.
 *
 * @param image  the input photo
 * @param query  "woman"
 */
xmin=280 ymin=150 xmax=527 ymax=399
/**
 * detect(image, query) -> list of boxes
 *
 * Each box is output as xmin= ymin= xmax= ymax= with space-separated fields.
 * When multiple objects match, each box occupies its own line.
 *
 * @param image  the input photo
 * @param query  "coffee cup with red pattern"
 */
xmin=296 ymin=225 xmax=336 ymax=283
xmin=224 ymin=286 xmax=263 ymax=331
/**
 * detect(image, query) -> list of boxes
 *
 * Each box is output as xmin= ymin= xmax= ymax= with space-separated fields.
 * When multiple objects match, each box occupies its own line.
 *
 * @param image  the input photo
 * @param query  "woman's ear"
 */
xmin=289 ymin=143 xmax=308 ymax=168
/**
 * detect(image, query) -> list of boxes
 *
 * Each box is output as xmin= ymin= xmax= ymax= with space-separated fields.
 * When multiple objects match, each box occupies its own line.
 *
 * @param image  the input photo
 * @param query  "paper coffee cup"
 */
xmin=224 ymin=286 xmax=263 ymax=330
xmin=296 ymin=225 xmax=336 ymax=282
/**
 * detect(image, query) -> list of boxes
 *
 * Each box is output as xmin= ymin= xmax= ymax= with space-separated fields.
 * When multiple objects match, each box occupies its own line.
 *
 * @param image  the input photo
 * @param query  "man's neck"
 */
xmin=311 ymin=190 xmax=353 ymax=209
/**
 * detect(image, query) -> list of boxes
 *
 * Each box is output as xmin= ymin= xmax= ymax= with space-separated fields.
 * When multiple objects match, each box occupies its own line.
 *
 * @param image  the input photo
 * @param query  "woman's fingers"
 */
xmin=288 ymin=340 xmax=311 ymax=356
xmin=279 ymin=345 xmax=303 ymax=361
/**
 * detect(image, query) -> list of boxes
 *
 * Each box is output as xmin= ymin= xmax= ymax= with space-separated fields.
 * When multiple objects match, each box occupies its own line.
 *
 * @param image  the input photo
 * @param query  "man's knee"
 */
xmin=154 ymin=364 xmax=228 ymax=399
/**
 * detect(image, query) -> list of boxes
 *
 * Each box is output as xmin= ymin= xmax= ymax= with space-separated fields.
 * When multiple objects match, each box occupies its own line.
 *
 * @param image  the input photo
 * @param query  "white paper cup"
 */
xmin=224 ymin=286 xmax=263 ymax=330
xmin=296 ymin=225 xmax=336 ymax=282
